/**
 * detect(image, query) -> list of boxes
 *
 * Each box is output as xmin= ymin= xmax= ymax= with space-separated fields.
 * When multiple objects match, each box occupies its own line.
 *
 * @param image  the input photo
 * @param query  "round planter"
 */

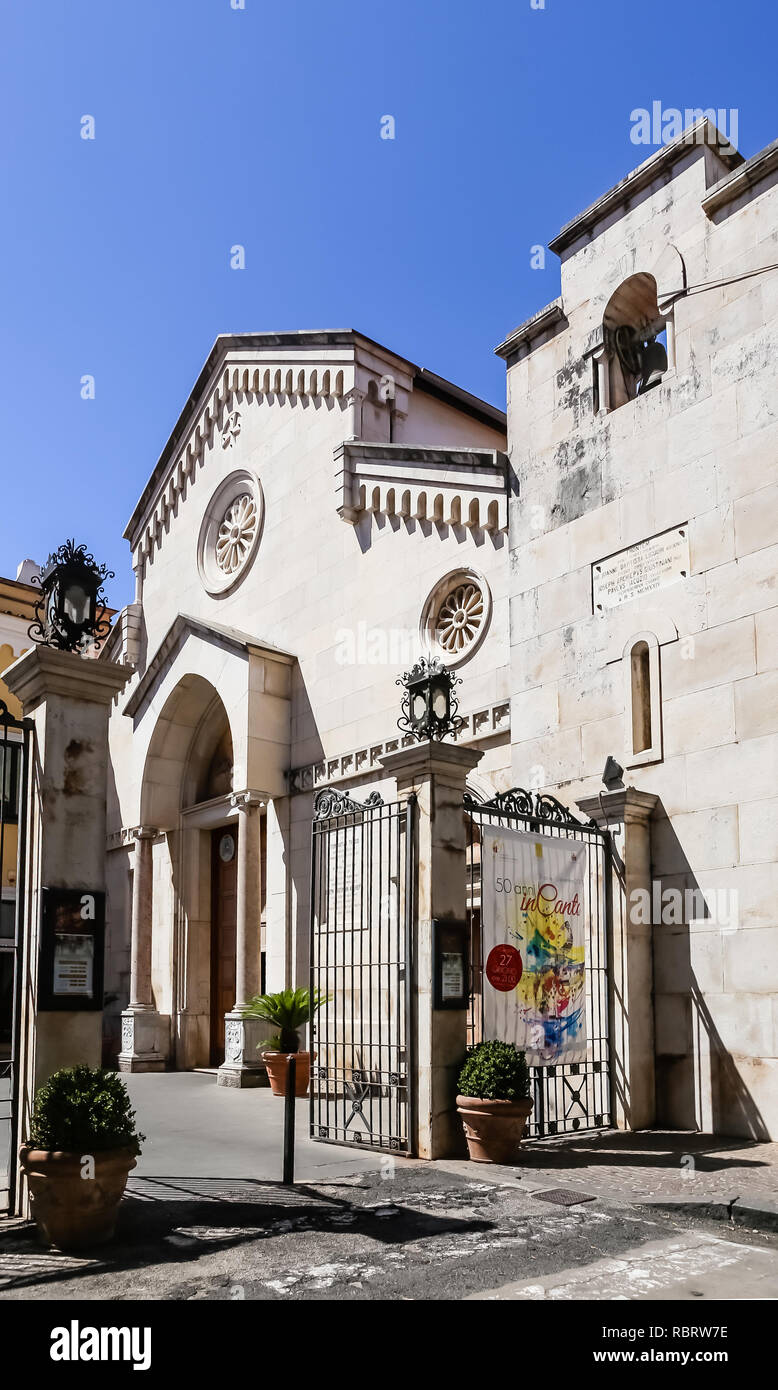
xmin=262 ymin=1051 xmax=312 ymax=1098
xmin=456 ymin=1095 xmax=533 ymax=1164
xmin=19 ymin=1145 xmax=137 ymax=1250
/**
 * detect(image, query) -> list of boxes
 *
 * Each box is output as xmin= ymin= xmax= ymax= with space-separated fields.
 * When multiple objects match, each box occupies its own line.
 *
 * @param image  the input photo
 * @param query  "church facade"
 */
xmin=102 ymin=331 xmax=509 ymax=1082
xmin=102 ymin=119 xmax=778 ymax=1138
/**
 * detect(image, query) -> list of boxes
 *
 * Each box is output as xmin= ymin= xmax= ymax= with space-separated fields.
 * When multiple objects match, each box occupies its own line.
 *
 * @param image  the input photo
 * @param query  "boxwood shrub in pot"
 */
xmin=456 ymin=1040 xmax=533 ymax=1163
xmin=20 ymin=1065 xmax=144 ymax=1249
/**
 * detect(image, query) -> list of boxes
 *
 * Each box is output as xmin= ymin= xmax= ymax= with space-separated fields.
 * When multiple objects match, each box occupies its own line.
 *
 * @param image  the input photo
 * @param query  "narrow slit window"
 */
xmin=630 ymin=641 xmax=652 ymax=753
xmin=623 ymin=631 xmax=663 ymax=767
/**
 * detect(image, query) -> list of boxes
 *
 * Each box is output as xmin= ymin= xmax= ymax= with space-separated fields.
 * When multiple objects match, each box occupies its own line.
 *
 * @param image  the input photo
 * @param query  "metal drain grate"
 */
xmin=534 ymin=1188 xmax=596 ymax=1207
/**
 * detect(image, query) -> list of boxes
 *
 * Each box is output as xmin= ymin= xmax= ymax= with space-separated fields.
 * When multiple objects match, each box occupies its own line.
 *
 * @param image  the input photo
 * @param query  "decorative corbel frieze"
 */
xmin=334 ymin=442 xmax=509 ymax=533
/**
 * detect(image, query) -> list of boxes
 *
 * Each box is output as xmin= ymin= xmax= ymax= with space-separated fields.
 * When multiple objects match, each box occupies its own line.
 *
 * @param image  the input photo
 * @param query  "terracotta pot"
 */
xmin=456 ymin=1095 xmax=533 ymax=1163
xmin=19 ymin=1145 xmax=137 ymax=1250
xmin=262 ymin=1051 xmax=312 ymax=1097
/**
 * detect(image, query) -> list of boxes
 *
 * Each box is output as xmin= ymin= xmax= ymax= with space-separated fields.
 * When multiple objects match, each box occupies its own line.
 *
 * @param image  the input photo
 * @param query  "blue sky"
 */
xmin=1 ymin=0 xmax=774 ymax=606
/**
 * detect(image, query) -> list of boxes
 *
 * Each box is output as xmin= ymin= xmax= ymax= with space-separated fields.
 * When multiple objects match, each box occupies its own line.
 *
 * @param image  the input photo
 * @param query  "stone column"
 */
xmin=264 ymin=795 xmax=289 ymax=993
xmin=577 ymin=787 xmax=658 ymax=1130
xmin=380 ymin=741 xmax=483 ymax=1159
xmin=2 ymin=646 xmax=129 ymax=1093
xmin=218 ymin=789 xmax=269 ymax=1087
xmin=345 ymin=386 xmax=365 ymax=441
xmin=118 ymin=827 xmax=167 ymax=1072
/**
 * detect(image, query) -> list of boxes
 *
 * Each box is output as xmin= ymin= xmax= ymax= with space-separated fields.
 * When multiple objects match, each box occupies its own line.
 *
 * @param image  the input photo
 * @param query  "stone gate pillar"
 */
xmin=380 ymin=741 xmax=482 ymax=1159
xmin=3 ymin=646 xmax=129 ymax=1090
xmin=577 ymin=787 xmax=658 ymax=1131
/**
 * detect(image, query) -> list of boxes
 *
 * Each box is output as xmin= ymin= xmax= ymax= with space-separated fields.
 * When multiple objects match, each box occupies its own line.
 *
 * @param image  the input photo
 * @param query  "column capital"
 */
xmin=132 ymin=825 xmax=159 ymax=841
xmin=230 ymin=789 xmax=267 ymax=811
xmin=2 ymin=644 xmax=130 ymax=713
xmin=577 ymin=787 xmax=658 ymax=828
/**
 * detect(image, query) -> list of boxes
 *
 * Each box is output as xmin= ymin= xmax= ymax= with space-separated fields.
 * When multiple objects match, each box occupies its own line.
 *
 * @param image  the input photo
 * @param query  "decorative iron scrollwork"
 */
xmin=313 ymin=786 xmax=385 ymax=820
xmin=463 ymin=786 xmax=597 ymax=831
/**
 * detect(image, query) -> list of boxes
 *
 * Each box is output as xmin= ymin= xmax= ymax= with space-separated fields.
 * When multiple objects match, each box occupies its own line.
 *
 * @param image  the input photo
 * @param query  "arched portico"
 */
xmin=118 ymin=616 xmax=293 ymax=1083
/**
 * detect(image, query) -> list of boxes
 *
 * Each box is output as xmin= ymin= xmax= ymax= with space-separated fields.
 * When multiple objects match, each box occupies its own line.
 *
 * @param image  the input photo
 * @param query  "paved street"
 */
xmin=0 ymin=1073 xmax=776 ymax=1301
xmin=0 ymin=1164 xmax=775 ymax=1301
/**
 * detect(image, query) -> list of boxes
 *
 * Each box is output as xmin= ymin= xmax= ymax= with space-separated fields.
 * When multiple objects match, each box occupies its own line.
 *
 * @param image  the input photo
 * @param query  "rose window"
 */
xmin=420 ymin=568 xmax=491 ymax=667
xmin=215 ymin=494 xmax=258 ymax=575
xmin=197 ymin=469 xmax=264 ymax=596
xmin=435 ymin=582 xmax=484 ymax=656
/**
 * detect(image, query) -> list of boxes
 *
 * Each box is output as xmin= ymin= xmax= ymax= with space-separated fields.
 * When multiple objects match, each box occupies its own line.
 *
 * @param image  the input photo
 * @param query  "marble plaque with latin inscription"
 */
xmin=593 ymin=526 xmax=689 ymax=612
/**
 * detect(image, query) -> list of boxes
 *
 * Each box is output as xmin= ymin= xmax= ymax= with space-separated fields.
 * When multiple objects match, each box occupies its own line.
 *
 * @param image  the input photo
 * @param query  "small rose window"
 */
xmin=421 ymin=568 xmax=491 ymax=667
xmin=197 ymin=470 xmax=264 ymax=596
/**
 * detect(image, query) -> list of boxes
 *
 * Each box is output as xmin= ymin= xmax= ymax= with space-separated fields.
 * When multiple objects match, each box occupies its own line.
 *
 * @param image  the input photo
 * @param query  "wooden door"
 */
xmin=210 ymin=827 xmax=238 ymax=1065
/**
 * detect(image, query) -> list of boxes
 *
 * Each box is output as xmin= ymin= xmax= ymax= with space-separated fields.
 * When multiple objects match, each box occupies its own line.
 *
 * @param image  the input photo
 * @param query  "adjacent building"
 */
xmin=0 ymin=562 xmax=38 ymax=1055
xmin=500 ymin=121 xmax=778 ymax=1137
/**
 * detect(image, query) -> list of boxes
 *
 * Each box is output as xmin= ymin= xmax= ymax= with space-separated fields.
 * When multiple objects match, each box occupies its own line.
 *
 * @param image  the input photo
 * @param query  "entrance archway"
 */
xmin=125 ymin=676 xmax=265 ymax=1073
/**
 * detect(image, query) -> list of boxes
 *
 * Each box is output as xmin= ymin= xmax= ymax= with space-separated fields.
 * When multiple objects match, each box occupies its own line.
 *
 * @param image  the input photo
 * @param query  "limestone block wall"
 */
xmin=505 ymin=131 xmax=778 ymax=1138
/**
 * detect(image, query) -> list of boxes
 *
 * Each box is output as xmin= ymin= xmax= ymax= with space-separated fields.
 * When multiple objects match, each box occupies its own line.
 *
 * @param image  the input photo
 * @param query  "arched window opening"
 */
xmin=603 ymin=273 xmax=668 ymax=411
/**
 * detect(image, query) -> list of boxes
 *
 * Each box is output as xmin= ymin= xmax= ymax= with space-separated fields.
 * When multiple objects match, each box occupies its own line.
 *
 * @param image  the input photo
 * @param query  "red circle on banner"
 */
xmin=485 ymin=944 xmax=523 ymax=992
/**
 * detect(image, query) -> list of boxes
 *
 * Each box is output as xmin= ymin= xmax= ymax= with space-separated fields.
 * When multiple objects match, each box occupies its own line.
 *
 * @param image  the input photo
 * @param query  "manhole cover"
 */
xmin=534 ymin=1188 xmax=596 ymax=1207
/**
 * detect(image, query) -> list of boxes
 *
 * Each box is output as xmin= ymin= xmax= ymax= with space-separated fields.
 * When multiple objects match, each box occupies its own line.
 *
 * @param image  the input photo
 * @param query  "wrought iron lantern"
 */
xmin=28 ymin=540 xmax=114 ymax=654
xmin=397 ymin=656 xmax=464 ymax=742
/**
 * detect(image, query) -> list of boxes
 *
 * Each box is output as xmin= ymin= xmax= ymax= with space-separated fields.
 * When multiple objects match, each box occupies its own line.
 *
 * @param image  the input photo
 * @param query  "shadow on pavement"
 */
xmin=519 ymin=1129 xmax=772 ymax=1172
xmin=0 ymin=1175 xmax=495 ymax=1294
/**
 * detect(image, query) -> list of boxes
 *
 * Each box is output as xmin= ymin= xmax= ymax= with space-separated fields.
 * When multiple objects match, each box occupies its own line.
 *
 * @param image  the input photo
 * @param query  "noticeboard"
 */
xmin=432 ymin=919 xmax=470 ymax=1011
xmin=38 ymin=888 xmax=105 ymax=1012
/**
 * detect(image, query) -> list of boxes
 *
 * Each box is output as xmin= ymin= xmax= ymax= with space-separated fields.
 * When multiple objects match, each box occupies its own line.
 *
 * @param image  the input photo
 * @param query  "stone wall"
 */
xmin=504 ymin=127 xmax=778 ymax=1138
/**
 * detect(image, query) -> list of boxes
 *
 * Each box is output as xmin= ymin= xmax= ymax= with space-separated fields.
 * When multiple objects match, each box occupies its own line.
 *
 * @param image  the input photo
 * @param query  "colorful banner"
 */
xmin=481 ymin=826 xmax=587 ymax=1065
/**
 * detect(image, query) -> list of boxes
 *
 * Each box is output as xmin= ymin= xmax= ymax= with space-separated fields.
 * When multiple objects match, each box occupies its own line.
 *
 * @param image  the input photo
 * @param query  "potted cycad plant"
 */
xmin=20 ymin=1065 xmax=144 ymax=1249
xmin=241 ymin=986 xmax=327 ymax=1097
xmin=456 ymin=1040 xmax=533 ymax=1163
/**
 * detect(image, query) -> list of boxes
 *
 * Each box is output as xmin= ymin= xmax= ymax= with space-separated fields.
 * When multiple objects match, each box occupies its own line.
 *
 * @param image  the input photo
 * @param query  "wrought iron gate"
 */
xmin=310 ymin=787 xmax=415 ymax=1154
xmin=1 ymin=699 xmax=33 ymax=1216
xmin=465 ymin=787 xmax=613 ymax=1139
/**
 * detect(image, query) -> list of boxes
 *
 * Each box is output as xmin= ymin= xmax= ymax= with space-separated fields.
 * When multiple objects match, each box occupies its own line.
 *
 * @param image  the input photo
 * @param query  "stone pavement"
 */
xmin=1 ymin=1073 xmax=777 ymax=1300
xmin=1 ymin=1162 xmax=776 ymax=1301
xmin=436 ymin=1128 xmax=778 ymax=1231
